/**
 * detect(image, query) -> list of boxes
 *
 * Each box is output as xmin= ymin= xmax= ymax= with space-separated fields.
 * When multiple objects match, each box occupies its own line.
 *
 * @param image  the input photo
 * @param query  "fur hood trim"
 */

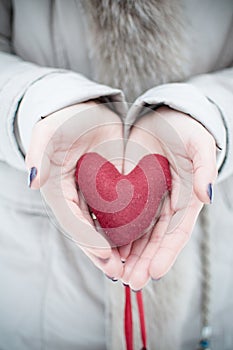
xmin=82 ymin=0 xmax=190 ymax=102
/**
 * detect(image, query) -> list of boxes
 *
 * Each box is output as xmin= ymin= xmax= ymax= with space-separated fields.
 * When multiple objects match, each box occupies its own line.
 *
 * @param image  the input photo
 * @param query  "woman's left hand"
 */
xmin=120 ymin=106 xmax=218 ymax=290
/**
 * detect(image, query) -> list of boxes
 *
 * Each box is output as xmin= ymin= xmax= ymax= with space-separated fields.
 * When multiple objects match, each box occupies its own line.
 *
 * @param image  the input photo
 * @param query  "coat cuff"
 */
xmin=125 ymin=83 xmax=227 ymax=175
xmin=0 ymin=53 xmax=59 ymax=171
xmin=17 ymin=71 xmax=125 ymax=156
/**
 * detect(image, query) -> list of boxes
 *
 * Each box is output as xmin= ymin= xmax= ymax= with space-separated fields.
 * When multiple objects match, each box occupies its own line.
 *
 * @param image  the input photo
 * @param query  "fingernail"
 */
xmin=98 ymin=257 xmax=110 ymax=264
xmin=121 ymin=258 xmax=126 ymax=264
xmin=111 ymin=278 xmax=118 ymax=282
xmin=122 ymin=282 xmax=129 ymax=286
xmin=105 ymin=274 xmax=118 ymax=282
xmin=132 ymin=289 xmax=142 ymax=293
xmin=90 ymin=212 xmax=97 ymax=221
xmin=28 ymin=167 xmax=37 ymax=187
xmin=207 ymin=183 xmax=213 ymax=204
xmin=151 ymin=277 xmax=161 ymax=282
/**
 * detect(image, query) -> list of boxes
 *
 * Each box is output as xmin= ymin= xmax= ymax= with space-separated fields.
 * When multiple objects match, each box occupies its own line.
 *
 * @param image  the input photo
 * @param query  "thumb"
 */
xmin=190 ymin=135 xmax=218 ymax=204
xmin=25 ymin=121 xmax=53 ymax=189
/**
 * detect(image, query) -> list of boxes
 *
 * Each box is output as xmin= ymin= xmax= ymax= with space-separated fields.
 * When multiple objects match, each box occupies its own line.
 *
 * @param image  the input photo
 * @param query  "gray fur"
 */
xmin=82 ymin=0 xmax=190 ymax=101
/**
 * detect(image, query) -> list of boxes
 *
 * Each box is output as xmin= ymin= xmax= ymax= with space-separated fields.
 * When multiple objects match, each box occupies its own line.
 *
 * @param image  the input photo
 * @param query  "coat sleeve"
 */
xmin=126 ymin=67 xmax=233 ymax=183
xmin=0 ymin=0 xmax=125 ymax=171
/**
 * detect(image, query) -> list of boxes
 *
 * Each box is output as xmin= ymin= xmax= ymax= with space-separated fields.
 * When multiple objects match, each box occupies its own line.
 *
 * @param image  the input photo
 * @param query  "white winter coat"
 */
xmin=0 ymin=1 xmax=233 ymax=349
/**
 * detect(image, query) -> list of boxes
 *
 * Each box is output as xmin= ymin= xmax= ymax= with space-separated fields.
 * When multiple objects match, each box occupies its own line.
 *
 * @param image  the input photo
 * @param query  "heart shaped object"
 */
xmin=75 ymin=152 xmax=171 ymax=246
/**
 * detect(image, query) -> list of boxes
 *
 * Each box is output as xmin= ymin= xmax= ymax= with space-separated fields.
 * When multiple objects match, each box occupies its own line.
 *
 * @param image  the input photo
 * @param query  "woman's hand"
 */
xmin=26 ymin=101 xmax=124 ymax=279
xmin=120 ymin=106 xmax=218 ymax=290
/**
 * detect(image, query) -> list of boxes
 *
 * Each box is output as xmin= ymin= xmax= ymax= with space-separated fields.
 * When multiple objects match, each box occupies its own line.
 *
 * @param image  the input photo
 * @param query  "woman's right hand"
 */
xmin=26 ymin=101 xmax=124 ymax=279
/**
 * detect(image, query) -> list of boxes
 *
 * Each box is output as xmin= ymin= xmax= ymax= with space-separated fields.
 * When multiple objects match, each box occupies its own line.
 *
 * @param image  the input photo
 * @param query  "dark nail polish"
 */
xmin=112 ymin=278 xmax=118 ymax=282
xmin=28 ymin=167 xmax=37 ymax=187
xmin=105 ymin=274 xmax=118 ymax=282
xmin=132 ymin=289 xmax=142 ymax=293
xmin=122 ymin=282 xmax=129 ymax=286
xmin=207 ymin=183 xmax=213 ymax=204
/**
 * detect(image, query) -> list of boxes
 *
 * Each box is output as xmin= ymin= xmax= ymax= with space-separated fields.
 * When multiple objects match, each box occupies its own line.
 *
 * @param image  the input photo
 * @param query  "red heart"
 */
xmin=75 ymin=153 xmax=171 ymax=246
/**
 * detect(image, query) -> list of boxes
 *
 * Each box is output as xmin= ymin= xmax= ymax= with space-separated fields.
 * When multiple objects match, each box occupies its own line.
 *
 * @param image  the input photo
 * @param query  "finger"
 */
xmin=58 ymin=200 xmax=113 ymax=257
xmin=149 ymin=198 xmax=203 ymax=279
xmin=169 ymin=167 xmax=186 ymax=212
xmin=80 ymin=209 xmax=123 ymax=278
xmin=41 ymin=176 xmax=113 ymax=257
xmin=83 ymin=247 xmax=124 ymax=280
xmin=188 ymin=133 xmax=217 ymax=204
xmin=118 ymin=243 xmax=133 ymax=261
xmin=42 ymin=167 xmax=116 ymax=259
xmin=71 ymin=197 xmax=124 ymax=278
xmin=121 ymin=233 xmax=151 ymax=285
xmin=127 ymin=200 xmax=171 ymax=290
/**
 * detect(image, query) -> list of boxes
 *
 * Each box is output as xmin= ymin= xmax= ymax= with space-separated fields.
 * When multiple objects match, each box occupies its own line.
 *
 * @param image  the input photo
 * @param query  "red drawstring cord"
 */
xmin=136 ymin=290 xmax=147 ymax=350
xmin=124 ymin=286 xmax=147 ymax=350
xmin=124 ymin=286 xmax=133 ymax=350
